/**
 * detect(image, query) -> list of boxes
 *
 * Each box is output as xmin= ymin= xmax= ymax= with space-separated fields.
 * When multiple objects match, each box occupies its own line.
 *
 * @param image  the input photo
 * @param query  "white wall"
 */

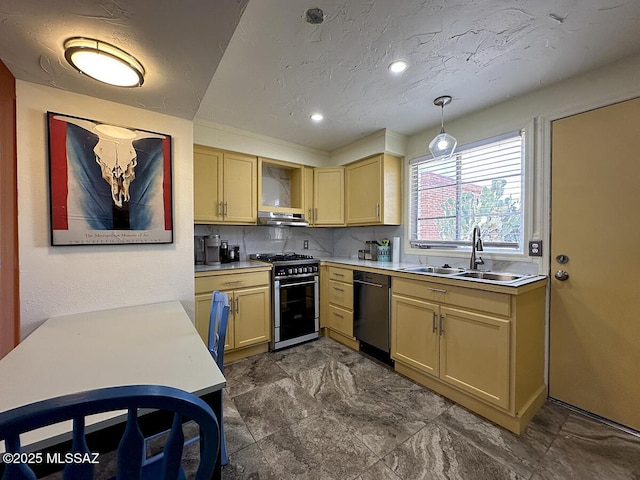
xmin=17 ymin=81 xmax=195 ymax=338
xmin=194 ymin=119 xmax=331 ymax=167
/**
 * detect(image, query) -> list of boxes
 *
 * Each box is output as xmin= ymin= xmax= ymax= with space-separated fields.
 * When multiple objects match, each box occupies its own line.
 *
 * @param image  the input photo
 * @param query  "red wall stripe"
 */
xmin=162 ymin=137 xmax=172 ymax=230
xmin=49 ymin=116 xmax=68 ymax=230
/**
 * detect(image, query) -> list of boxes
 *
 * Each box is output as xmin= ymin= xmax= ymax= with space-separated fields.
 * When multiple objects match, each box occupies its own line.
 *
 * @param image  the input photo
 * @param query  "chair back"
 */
xmin=207 ymin=291 xmax=230 ymax=371
xmin=0 ymin=385 xmax=219 ymax=480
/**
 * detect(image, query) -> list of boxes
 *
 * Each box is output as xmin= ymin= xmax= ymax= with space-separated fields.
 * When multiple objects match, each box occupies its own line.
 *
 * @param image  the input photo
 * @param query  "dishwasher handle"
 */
xmin=353 ymin=279 xmax=384 ymax=288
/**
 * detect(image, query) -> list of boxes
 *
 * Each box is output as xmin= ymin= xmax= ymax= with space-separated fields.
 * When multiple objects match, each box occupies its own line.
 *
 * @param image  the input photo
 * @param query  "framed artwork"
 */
xmin=47 ymin=112 xmax=173 ymax=245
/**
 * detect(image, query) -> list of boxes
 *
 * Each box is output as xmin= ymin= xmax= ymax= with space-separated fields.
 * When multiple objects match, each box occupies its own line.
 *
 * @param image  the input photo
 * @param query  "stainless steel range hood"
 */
xmin=258 ymin=211 xmax=309 ymax=227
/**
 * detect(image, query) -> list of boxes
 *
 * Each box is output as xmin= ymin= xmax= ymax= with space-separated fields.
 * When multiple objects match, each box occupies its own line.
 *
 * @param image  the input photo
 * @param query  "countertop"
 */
xmin=317 ymin=256 xmax=548 ymax=292
xmin=195 ymin=261 xmax=271 ymax=274
xmin=193 ymin=257 xmax=547 ymax=291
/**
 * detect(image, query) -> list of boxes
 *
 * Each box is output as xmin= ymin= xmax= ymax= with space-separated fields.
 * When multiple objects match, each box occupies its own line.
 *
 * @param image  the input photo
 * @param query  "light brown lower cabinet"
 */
xmin=391 ymin=276 xmax=546 ymax=434
xmin=195 ymin=269 xmax=271 ymax=362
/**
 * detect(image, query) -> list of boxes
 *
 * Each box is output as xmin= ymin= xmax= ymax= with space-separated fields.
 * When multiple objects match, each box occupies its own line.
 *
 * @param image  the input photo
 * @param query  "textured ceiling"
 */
xmin=2 ymin=0 xmax=640 ymax=152
xmin=0 ymin=0 xmax=248 ymax=120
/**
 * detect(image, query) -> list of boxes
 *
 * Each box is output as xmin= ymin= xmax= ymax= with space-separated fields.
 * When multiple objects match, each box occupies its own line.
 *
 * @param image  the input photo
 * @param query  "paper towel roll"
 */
xmin=392 ymin=237 xmax=400 ymax=263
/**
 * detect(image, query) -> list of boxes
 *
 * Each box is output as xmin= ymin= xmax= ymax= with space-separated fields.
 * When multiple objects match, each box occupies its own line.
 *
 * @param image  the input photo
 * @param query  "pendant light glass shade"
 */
xmin=64 ymin=37 xmax=145 ymax=87
xmin=429 ymin=96 xmax=457 ymax=159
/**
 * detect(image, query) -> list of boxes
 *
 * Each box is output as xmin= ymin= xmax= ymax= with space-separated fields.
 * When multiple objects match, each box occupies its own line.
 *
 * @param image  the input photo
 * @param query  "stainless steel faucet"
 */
xmin=469 ymin=226 xmax=484 ymax=270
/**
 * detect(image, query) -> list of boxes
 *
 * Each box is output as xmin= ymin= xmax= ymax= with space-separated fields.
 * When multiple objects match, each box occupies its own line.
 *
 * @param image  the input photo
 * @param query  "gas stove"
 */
xmin=249 ymin=252 xmax=315 ymax=264
xmin=249 ymin=252 xmax=320 ymax=350
xmin=249 ymin=252 xmax=318 ymax=278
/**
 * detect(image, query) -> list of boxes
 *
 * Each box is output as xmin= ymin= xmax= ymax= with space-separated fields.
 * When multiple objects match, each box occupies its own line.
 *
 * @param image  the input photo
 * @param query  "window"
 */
xmin=409 ymin=130 xmax=524 ymax=251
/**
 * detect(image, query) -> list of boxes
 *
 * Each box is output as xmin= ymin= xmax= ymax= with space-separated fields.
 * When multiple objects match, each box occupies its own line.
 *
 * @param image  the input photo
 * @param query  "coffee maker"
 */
xmin=205 ymin=235 xmax=221 ymax=265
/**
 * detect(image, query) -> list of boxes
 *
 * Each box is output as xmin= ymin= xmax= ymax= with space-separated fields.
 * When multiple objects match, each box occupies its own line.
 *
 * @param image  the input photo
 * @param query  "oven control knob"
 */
xmin=293 ymin=268 xmax=299 ymax=274
xmin=313 ymin=266 xmax=318 ymax=272
xmin=287 ymin=268 xmax=293 ymax=275
xmin=301 ymin=267 xmax=307 ymax=273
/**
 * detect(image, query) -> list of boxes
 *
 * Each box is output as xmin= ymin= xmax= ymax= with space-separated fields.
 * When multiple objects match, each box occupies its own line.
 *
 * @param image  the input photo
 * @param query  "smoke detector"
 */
xmin=305 ymin=7 xmax=324 ymax=24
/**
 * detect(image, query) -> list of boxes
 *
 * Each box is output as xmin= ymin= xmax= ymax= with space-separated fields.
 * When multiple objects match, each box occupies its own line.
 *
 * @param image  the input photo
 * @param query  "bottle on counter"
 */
xmin=220 ymin=240 xmax=229 ymax=263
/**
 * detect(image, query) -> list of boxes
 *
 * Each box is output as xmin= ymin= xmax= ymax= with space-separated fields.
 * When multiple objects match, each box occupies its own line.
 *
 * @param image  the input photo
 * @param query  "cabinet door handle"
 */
xmin=218 ymin=201 xmax=224 ymax=217
xmin=428 ymin=287 xmax=447 ymax=294
xmin=235 ymin=297 xmax=239 ymax=314
xmin=432 ymin=312 xmax=437 ymax=333
xmin=333 ymin=312 xmax=344 ymax=319
xmin=439 ymin=314 xmax=445 ymax=336
xmin=376 ymin=202 xmax=380 ymax=219
xmin=333 ymin=287 xmax=344 ymax=292
xmin=224 ymin=280 xmax=244 ymax=285
xmin=308 ymin=208 xmax=313 ymax=222
xmin=314 ymin=208 xmax=318 ymax=222
xmin=333 ymin=273 xmax=345 ymax=278
xmin=224 ymin=201 xmax=229 ymax=217
xmin=229 ymin=297 xmax=233 ymax=313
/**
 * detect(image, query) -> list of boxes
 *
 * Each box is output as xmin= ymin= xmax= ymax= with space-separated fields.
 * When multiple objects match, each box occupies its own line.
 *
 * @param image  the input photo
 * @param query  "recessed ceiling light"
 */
xmin=310 ymin=113 xmax=324 ymax=122
xmin=388 ymin=60 xmax=408 ymax=74
xmin=64 ymin=37 xmax=145 ymax=87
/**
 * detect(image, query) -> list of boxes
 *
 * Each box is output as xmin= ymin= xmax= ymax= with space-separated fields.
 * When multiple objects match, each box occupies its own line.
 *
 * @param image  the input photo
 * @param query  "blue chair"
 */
xmin=207 ymin=291 xmax=230 ymax=466
xmin=0 ymin=385 xmax=220 ymax=480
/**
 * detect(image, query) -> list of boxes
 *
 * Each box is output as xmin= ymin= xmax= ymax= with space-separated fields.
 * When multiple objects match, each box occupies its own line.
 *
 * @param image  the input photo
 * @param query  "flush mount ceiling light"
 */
xmin=64 ymin=37 xmax=145 ymax=87
xmin=388 ymin=60 xmax=408 ymax=74
xmin=428 ymin=95 xmax=457 ymax=160
xmin=310 ymin=113 xmax=324 ymax=122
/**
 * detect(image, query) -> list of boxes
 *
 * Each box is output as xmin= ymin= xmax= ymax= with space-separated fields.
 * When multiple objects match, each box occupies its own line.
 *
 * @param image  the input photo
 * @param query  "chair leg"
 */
xmin=220 ymin=415 xmax=228 ymax=466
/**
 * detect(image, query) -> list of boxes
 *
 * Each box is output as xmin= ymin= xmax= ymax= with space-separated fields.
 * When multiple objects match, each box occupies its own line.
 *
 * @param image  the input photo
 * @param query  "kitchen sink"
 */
xmin=402 ymin=266 xmax=465 ymax=275
xmin=457 ymin=271 xmax=526 ymax=282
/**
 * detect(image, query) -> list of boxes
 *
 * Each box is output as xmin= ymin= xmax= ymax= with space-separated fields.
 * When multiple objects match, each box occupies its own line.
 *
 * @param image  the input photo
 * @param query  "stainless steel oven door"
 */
xmin=273 ymin=275 xmax=319 ymax=349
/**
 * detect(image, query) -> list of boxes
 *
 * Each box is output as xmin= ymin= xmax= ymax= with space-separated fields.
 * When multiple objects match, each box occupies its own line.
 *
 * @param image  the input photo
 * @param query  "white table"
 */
xmin=0 ymin=301 xmax=225 ymax=476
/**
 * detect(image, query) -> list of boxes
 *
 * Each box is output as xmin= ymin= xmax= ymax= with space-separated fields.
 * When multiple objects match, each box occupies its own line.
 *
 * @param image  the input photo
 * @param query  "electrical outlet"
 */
xmin=528 ymin=240 xmax=543 ymax=257
xmin=303 ymin=240 xmax=309 ymax=250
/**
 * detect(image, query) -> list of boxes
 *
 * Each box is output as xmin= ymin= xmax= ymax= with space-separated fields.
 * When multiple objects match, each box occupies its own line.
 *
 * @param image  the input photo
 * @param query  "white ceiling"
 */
xmin=3 ymin=0 xmax=640 ymax=152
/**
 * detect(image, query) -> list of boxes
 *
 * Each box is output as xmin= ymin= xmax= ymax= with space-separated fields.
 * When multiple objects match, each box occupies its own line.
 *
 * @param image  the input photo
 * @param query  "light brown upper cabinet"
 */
xmin=345 ymin=153 xmax=402 ymax=225
xmin=194 ymin=145 xmax=257 ymax=225
xmin=303 ymin=166 xmax=315 ymax=226
xmin=313 ymin=167 xmax=345 ymax=226
xmin=258 ymin=157 xmax=304 ymax=214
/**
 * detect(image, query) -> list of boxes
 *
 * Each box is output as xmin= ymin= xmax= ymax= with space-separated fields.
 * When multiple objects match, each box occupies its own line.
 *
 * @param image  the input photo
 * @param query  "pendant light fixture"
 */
xmin=428 ymin=95 xmax=457 ymax=160
xmin=64 ymin=37 xmax=145 ymax=87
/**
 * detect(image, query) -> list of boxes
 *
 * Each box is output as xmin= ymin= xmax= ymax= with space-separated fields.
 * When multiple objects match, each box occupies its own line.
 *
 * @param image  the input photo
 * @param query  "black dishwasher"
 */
xmin=353 ymin=270 xmax=392 ymax=364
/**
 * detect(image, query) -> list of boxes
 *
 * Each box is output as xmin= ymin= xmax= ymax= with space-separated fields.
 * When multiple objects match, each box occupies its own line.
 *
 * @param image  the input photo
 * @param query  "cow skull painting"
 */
xmin=48 ymin=112 xmax=173 ymax=245
xmin=59 ymin=117 xmax=164 ymax=208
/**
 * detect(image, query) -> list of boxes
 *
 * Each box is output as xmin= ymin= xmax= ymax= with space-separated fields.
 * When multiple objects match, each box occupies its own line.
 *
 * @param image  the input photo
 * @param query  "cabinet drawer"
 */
xmin=328 ymin=280 xmax=353 ymax=309
xmin=328 ymin=266 xmax=353 ymax=283
xmin=392 ymin=277 xmax=510 ymax=317
xmin=195 ymin=271 xmax=270 ymax=294
xmin=327 ymin=304 xmax=353 ymax=337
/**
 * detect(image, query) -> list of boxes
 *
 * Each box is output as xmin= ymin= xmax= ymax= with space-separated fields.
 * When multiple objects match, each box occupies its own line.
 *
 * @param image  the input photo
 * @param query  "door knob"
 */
xmin=555 ymin=270 xmax=569 ymax=281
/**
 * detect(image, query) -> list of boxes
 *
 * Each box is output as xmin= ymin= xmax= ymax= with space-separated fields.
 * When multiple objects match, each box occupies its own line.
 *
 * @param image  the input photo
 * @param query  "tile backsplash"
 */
xmin=194 ymin=224 xmax=540 ymax=275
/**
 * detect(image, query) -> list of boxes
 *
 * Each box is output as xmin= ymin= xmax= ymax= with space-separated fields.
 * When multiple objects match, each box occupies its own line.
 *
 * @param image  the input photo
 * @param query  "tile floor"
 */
xmin=220 ymin=336 xmax=640 ymax=480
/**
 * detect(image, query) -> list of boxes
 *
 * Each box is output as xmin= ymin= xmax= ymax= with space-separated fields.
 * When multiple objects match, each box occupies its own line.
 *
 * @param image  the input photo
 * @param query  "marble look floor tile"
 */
xmin=381 ymin=383 xmax=453 ymax=422
xmin=292 ymin=359 xmax=369 ymax=403
xmin=383 ymin=422 xmax=523 ymax=480
xmin=314 ymin=336 xmax=363 ymax=363
xmin=223 ymin=443 xmax=279 ymax=480
xmin=324 ymin=386 xmax=426 ymax=457
xmin=532 ymin=413 xmax=640 ymax=480
xmin=223 ymin=397 xmax=255 ymax=454
xmin=271 ymin=341 xmax=332 ymax=376
xmin=355 ymin=459 xmax=403 ymax=480
xmin=258 ymin=410 xmax=378 ymax=480
xmin=223 ymin=353 xmax=289 ymax=398
xmin=233 ymin=377 xmax=323 ymax=441
xmin=434 ymin=403 xmax=563 ymax=477
xmin=337 ymin=352 xmax=398 ymax=388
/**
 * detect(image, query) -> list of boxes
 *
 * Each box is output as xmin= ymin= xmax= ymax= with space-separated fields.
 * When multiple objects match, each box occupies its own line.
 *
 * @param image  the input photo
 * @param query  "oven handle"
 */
xmin=279 ymin=279 xmax=317 ymax=288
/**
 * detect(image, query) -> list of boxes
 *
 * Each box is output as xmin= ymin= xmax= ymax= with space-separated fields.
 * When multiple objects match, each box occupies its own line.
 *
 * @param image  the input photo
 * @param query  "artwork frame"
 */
xmin=47 ymin=112 xmax=174 ymax=246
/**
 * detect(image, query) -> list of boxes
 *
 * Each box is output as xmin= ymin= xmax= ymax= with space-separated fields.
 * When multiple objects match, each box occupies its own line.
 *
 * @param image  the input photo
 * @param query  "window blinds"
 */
xmin=409 ymin=131 xmax=523 ymax=249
